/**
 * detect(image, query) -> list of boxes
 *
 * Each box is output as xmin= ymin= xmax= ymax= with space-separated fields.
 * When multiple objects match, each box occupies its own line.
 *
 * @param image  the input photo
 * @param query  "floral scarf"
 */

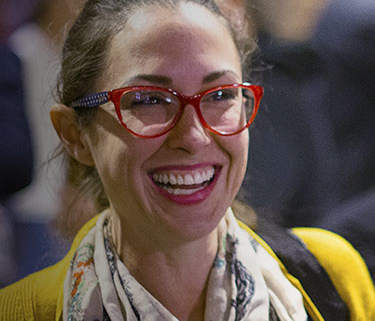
xmin=63 ymin=208 xmax=308 ymax=321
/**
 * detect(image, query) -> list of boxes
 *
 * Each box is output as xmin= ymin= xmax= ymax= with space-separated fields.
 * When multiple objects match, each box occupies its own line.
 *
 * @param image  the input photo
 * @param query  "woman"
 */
xmin=1 ymin=0 xmax=374 ymax=320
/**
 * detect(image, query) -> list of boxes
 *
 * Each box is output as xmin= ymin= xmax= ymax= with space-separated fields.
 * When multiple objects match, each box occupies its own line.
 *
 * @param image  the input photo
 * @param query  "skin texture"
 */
xmin=51 ymin=3 xmax=248 ymax=320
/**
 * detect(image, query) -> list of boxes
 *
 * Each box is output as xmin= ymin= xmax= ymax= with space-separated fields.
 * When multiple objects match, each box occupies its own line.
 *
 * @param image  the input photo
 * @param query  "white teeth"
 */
xmin=163 ymin=186 xmax=205 ymax=195
xmin=167 ymin=187 xmax=174 ymax=194
xmin=152 ymin=166 xmax=216 ymax=186
xmin=184 ymin=174 xmax=194 ymax=185
xmin=194 ymin=172 xmax=203 ymax=184
xmin=207 ymin=167 xmax=215 ymax=180
xmin=177 ymin=175 xmax=184 ymax=185
xmin=169 ymin=174 xmax=177 ymax=185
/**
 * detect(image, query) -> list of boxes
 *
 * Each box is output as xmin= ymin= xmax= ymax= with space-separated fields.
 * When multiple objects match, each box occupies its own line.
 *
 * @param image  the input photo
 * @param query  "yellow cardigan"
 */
xmin=1 ymin=216 xmax=374 ymax=321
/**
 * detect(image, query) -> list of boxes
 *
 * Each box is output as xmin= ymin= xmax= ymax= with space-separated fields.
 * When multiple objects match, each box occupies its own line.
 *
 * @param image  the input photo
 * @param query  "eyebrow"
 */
xmin=202 ymin=70 xmax=239 ymax=84
xmin=127 ymin=74 xmax=173 ymax=86
xmin=126 ymin=70 xmax=239 ymax=87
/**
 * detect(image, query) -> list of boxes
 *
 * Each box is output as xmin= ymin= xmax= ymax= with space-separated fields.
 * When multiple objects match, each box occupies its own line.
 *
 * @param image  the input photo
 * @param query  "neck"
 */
xmin=110 ymin=212 xmax=219 ymax=321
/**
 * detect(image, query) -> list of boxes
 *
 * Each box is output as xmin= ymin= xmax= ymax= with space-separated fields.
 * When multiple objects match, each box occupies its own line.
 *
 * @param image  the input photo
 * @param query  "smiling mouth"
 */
xmin=150 ymin=166 xmax=216 ymax=196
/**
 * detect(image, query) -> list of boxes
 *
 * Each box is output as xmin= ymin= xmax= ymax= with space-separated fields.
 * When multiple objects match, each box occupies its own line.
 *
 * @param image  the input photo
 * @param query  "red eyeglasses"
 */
xmin=70 ymin=82 xmax=263 ymax=138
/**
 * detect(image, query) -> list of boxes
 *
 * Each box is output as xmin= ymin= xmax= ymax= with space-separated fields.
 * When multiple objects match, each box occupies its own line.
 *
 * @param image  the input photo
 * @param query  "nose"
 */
xmin=165 ymin=104 xmax=211 ymax=153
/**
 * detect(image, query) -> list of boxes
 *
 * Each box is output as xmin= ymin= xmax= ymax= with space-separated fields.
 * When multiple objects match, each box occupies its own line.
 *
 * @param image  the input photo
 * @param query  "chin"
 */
xmin=160 ymin=206 xmax=226 ymax=243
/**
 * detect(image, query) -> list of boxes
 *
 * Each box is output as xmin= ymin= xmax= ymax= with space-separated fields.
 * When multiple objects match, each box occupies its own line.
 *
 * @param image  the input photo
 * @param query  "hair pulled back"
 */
xmin=54 ymin=0 xmax=257 ymax=239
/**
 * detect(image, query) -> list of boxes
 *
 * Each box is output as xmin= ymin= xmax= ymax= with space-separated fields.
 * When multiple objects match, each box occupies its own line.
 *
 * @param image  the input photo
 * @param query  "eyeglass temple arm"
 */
xmin=70 ymin=91 xmax=110 ymax=108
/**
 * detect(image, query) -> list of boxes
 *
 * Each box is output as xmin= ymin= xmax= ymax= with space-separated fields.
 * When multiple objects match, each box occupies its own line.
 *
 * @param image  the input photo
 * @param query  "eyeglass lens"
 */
xmin=119 ymin=87 xmax=255 ymax=136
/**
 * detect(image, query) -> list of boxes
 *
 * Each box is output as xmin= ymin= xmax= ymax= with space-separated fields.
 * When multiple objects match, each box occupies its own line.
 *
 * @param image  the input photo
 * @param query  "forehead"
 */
xmin=128 ymin=2 xmax=226 ymax=31
xmin=100 ymin=3 xmax=241 ymax=89
xmin=129 ymin=6 xmax=230 ymax=53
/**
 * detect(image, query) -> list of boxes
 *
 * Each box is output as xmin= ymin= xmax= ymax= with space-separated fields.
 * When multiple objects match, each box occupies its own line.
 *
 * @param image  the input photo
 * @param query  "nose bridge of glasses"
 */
xmin=169 ymin=93 xmax=208 ymax=135
xmin=179 ymin=93 xmax=201 ymax=109
xmin=177 ymin=93 xmax=205 ymax=125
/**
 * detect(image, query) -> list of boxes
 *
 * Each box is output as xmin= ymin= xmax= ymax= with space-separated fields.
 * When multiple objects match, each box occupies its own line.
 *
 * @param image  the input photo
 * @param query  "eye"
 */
xmin=131 ymin=92 xmax=172 ymax=106
xmin=203 ymin=88 xmax=238 ymax=102
xmin=121 ymin=90 xmax=173 ymax=110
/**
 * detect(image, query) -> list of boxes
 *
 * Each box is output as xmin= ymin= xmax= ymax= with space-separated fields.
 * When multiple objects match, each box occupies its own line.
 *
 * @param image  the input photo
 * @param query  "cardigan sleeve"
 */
xmin=0 ymin=273 xmax=35 ymax=320
xmin=0 ymin=261 xmax=69 ymax=320
xmin=0 ymin=216 xmax=100 ymax=320
xmin=293 ymin=227 xmax=375 ymax=321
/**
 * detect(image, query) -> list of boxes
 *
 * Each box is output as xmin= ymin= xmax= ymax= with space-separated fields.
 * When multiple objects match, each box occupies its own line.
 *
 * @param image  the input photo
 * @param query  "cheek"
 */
xmin=228 ymin=131 xmax=249 ymax=171
xmin=92 ymin=135 xmax=130 ymax=186
xmin=220 ymin=131 xmax=249 ymax=188
xmin=234 ymin=138 xmax=249 ymax=189
xmin=231 ymin=133 xmax=249 ymax=198
xmin=88 ymin=126 xmax=165 ymax=190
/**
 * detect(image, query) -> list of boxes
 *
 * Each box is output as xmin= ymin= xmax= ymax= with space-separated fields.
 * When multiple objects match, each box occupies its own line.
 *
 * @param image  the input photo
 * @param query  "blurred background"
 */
xmin=241 ymin=0 xmax=375 ymax=280
xmin=0 ymin=0 xmax=374 ymax=287
xmin=0 ymin=0 xmax=85 ymax=287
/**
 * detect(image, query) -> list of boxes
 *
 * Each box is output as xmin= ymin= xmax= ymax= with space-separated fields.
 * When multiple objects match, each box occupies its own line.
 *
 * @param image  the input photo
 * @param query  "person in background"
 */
xmin=0 ymin=43 xmax=33 ymax=287
xmin=309 ymin=0 xmax=375 ymax=280
xmin=317 ymin=189 xmax=375 ymax=281
xmin=240 ymin=0 xmax=331 ymax=227
xmin=1 ymin=0 xmax=374 ymax=319
xmin=237 ymin=0 xmax=375 ymax=279
xmin=8 ymin=0 xmax=85 ymax=226
xmin=4 ymin=0 xmax=87 ymax=278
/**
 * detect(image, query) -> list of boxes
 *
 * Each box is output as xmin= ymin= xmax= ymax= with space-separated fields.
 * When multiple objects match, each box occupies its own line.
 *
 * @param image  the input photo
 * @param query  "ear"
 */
xmin=50 ymin=104 xmax=95 ymax=166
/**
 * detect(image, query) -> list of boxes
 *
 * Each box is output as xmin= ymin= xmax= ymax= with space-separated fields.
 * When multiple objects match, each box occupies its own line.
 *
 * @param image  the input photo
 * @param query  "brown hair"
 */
xmin=53 ymin=0 xmax=258 ymax=240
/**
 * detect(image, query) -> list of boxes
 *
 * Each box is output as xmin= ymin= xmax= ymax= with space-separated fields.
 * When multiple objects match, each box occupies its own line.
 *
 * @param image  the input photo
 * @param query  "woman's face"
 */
xmin=83 ymin=3 xmax=249 ymax=242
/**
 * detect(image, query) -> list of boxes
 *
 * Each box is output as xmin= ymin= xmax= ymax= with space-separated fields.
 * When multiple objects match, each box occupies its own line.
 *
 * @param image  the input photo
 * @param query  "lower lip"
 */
xmin=150 ymin=168 xmax=220 ymax=205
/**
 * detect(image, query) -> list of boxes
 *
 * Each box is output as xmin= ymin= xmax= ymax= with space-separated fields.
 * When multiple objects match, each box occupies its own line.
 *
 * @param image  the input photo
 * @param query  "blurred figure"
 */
xmin=0 ymin=43 xmax=33 ymax=287
xmin=8 ymin=0 xmax=84 ymax=223
xmin=240 ymin=0 xmax=375 ymax=277
xmin=311 ymin=0 xmax=375 ymax=280
xmin=310 ymin=0 xmax=375 ymax=210
xmin=240 ymin=0 xmax=333 ymax=226
xmin=0 ymin=0 xmax=40 ymax=41
xmin=318 ymin=189 xmax=375 ymax=280
xmin=4 ymin=0 xmax=86 ymax=279
xmin=8 ymin=2 xmax=62 ymax=224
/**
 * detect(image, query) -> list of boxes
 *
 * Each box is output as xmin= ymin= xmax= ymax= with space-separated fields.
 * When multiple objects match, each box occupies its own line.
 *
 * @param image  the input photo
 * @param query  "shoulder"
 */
xmin=236 ymin=213 xmax=375 ymax=320
xmin=293 ymin=228 xmax=375 ymax=320
xmin=0 ymin=215 xmax=99 ymax=320
xmin=0 ymin=261 xmax=65 ymax=320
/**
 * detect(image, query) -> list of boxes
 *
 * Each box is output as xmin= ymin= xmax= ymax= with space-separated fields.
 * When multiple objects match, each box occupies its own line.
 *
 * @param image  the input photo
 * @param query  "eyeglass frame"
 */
xmin=69 ymin=82 xmax=264 ymax=138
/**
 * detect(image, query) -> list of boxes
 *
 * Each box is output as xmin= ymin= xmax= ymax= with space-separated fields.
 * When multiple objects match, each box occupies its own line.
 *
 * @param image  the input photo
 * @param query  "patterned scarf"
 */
xmin=63 ymin=209 xmax=308 ymax=321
